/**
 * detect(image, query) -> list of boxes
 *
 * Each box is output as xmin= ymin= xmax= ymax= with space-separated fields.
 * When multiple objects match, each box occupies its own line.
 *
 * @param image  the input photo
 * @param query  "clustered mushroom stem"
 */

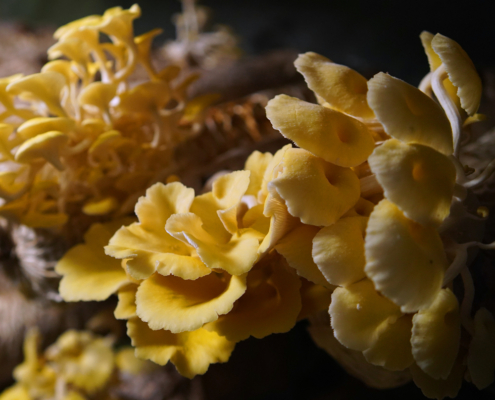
xmin=464 ymin=158 xmax=495 ymax=189
xmin=418 ymin=71 xmax=433 ymax=96
xmin=460 ymin=267 xmax=475 ymax=336
xmin=432 ymin=64 xmax=463 ymax=157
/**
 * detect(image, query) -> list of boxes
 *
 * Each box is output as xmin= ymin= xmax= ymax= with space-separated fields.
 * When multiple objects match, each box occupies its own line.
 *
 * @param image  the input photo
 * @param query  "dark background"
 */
xmin=1 ymin=1 xmax=494 ymax=399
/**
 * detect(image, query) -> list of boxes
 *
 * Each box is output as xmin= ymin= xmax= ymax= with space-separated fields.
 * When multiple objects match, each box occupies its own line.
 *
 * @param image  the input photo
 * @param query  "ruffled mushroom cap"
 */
xmin=15 ymin=131 xmax=68 ymax=171
xmin=17 ymin=117 xmax=75 ymax=140
xmin=367 ymin=72 xmax=453 ymax=155
xmin=294 ymin=52 xmax=375 ymax=119
xmin=275 ymin=224 xmax=330 ymax=288
xmin=127 ymin=317 xmax=235 ymax=379
xmin=411 ymin=289 xmax=461 ymax=380
xmin=269 ymin=148 xmax=360 ymax=226
xmin=105 ymin=182 xmax=210 ymax=281
xmin=431 ymin=34 xmax=482 ymax=116
xmin=7 ymin=72 xmax=67 ymax=117
xmin=266 ymin=94 xmax=375 ymax=167
xmin=312 ymin=216 xmax=368 ymax=287
xmin=369 ymin=139 xmax=456 ymax=227
xmin=204 ymin=253 xmax=302 ymax=341
xmin=467 ymin=308 xmax=495 ymax=389
xmin=135 ymin=271 xmax=246 ymax=333
xmin=365 ymin=200 xmax=447 ymax=313
xmin=330 ymin=279 xmax=404 ymax=353
xmin=56 ymin=220 xmax=131 ymax=301
xmin=45 ymin=330 xmax=115 ymax=394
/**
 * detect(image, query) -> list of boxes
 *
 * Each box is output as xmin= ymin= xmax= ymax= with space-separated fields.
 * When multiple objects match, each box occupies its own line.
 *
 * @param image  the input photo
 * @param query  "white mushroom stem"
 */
xmin=418 ymin=71 xmax=433 ymax=97
xmin=460 ymin=267 xmax=475 ymax=336
xmin=432 ymin=65 xmax=463 ymax=157
xmin=464 ymin=158 xmax=495 ymax=189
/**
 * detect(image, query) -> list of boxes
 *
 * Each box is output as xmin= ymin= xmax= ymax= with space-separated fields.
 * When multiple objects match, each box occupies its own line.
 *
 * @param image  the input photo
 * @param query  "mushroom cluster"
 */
xmin=0 ymin=328 xmax=155 ymax=400
xmin=0 ymin=4 xmax=200 ymax=234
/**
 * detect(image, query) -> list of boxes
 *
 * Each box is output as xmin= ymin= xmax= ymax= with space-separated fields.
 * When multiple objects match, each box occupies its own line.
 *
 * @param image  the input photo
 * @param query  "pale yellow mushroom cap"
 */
xmin=270 ymin=148 xmax=360 ymax=226
xmin=312 ymin=216 xmax=368 ymax=287
xmin=17 ymin=117 xmax=75 ymax=140
xmin=127 ymin=317 xmax=235 ymax=379
xmin=7 ymin=72 xmax=67 ymax=117
xmin=467 ymin=308 xmax=495 ymax=390
xmin=365 ymin=200 xmax=447 ymax=313
xmin=369 ymin=139 xmax=456 ymax=227
xmin=411 ymin=289 xmax=461 ymax=380
xmin=367 ymin=72 xmax=453 ymax=155
xmin=329 ymin=279 xmax=403 ymax=352
xmin=15 ymin=131 xmax=68 ymax=170
xmin=432 ymin=33 xmax=482 ymax=116
xmin=135 ymin=271 xmax=246 ymax=333
xmin=266 ymin=94 xmax=375 ymax=168
xmin=78 ymin=82 xmax=117 ymax=112
xmin=294 ymin=52 xmax=374 ymax=119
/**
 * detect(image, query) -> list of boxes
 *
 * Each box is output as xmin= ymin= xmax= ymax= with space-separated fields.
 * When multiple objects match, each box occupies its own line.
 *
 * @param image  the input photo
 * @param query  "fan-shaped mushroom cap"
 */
xmin=295 ymin=52 xmax=374 ymax=119
xmin=17 ymin=117 xmax=75 ymax=140
xmin=369 ymin=139 xmax=456 ymax=227
xmin=411 ymin=289 xmax=461 ymax=380
xmin=432 ymin=34 xmax=482 ymax=116
xmin=312 ymin=216 xmax=368 ymax=287
xmin=266 ymin=95 xmax=375 ymax=168
xmin=365 ymin=200 xmax=447 ymax=313
xmin=269 ymin=148 xmax=360 ymax=226
xmin=7 ymin=72 xmax=67 ymax=117
xmin=15 ymin=131 xmax=69 ymax=170
xmin=367 ymin=72 xmax=453 ymax=155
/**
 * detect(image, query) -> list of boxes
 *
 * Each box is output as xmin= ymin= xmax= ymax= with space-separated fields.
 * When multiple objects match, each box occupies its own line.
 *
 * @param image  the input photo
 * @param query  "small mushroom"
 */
xmin=15 ymin=130 xmax=69 ymax=170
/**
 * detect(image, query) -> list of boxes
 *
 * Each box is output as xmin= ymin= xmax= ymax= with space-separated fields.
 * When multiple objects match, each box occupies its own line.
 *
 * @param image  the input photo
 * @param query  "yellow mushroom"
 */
xmin=266 ymin=94 xmax=375 ymax=168
xmin=367 ymin=72 xmax=453 ymax=155
xmin=294 ymin=52 xmax=375 ymax=119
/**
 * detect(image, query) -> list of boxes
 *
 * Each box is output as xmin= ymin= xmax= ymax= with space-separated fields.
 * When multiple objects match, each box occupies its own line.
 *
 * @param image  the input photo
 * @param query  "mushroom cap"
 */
xmin=266 ymin=94 xmax=375 ymax=168
xmin=365 ymin=199 xmax=447 ymax=313
xmin=295 ymin=52 xmax=374 ymax=119
xmin=432 ymin=33 xmax=482 ymax=116
xmin=369 ymin=139 xmax=456 ymax=227
xmin=411 ymin=289 xmax=461 ymax=380
xmin=7 ymin=72 xmax=67 ymax=117
xmin=270 ymin=148 xmax=360 ymax=227
xmin=17 ymin=117 xmax=75 ymax=140
xmin=368 ymin=72 xmax=453 ymax=155
xmin=15 ymin=130 xmax=69 ymax=170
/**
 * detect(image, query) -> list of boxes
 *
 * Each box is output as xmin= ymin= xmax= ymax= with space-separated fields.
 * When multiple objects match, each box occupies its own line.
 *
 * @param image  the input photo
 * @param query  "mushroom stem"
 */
xmin=460 ymin=267 xmax=475 ymax=336
xmin=464 ymin=158 xmax=495 ymax=189
xmin=432 ymin=65 xmax=463 ymax=157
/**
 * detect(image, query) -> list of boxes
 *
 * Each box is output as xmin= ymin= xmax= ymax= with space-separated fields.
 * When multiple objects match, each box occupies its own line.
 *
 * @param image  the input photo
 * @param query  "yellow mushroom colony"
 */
xmin=0 ymin=4 xmax=198 ymax=231
xmin=0 ymin=329 xmax=156 ymax=400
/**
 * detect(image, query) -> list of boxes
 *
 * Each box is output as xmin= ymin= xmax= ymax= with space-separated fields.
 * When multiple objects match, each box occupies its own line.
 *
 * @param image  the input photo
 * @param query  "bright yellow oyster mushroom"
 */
xmin=135 ymin=271 xmax=246 ymax=333
xmin=127 ymin=317 xmax=235 ymax=379
xmin=294 ymin=52 xmax=375 ymax=119
xmin=45 ymin=330 xmax=114 ymax=394
xmin=204 ymin=252 xmax=302 ymax=341
xmin=431 ymin=33 xmax=482 ymax=116
xmin=15 ymin=130 xmax=68 ymax=171
xmin=269 ymin=148 xmax=360 ymax=226
xmin=411 ymin=289 xmax=461 ymax=380
xmin=467 ymin=308 xmax=495 ymax=389
xmin=56 ymin=219 xmax=132 ymax=301
xmin=106 ymin=182 xmax=210 ymax=281
xmin=7 ymin=72 xmax=67 ymax=117
xmin=312 ymin=216 xmax=368 ymax=287
xmin=365 ymin=199 xmax=447 ymax=313
xmin=368 ymin=139 xmax=456 ymax=227
xmin=367 ymin=72 xmax=453 ymax=155
xmin=266 ymin=94 xmax=375 ymax=168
